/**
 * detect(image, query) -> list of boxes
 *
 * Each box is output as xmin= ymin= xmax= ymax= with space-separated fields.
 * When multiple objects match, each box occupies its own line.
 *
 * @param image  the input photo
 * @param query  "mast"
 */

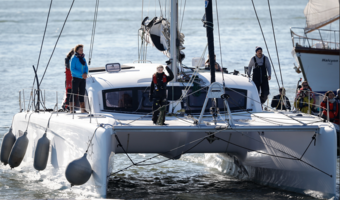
xmin=170 ymin=0 xmax=178 ymax=82
xmin=204 ymin=0 xmax=216 ymax=83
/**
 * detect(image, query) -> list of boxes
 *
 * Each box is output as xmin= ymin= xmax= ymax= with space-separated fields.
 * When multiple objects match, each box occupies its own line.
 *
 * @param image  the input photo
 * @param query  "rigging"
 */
xmin=267 ymin=0 xmax=284 ymax=88
xmin=250 ymin=0 xmax=281 ymax=89
xmin=88 ymin=0 xmax=100 ymax=65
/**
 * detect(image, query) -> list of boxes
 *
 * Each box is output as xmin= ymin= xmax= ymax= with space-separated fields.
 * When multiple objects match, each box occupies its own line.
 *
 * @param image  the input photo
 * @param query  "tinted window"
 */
xmin=137 ymin=89 xmax=153 ymax=111
xmin=105 ymin=90 xmax=133 ymax=110
xmin=103 ymin=87 xmax=247 ymax=114
xmin=217 ymin=89 xmax=247 ymax=111
xmin=187 ymin=88 xmax=247 ymax=114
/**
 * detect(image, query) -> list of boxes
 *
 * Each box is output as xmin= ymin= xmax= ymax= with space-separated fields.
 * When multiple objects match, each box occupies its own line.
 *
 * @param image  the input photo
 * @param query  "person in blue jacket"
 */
xmin=69 ymin=44 xmax=88 ymax=113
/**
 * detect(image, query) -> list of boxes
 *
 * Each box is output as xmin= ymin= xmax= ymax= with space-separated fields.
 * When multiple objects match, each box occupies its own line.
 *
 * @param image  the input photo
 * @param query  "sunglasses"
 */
xmin=302 ymin=85 xmax=308 ymax=87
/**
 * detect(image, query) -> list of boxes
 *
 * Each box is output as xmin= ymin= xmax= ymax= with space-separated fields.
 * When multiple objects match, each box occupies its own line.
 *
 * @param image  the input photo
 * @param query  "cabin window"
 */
xmin=137 ymin=89 xmax=153 ymax=111
xmin=218 ymin=89 xmax=247 ymax=111
xmin=102 ymin=87 xmax=247 ymax=113
xmin=104 ymin=90 xmax=133 ymax=111
xmin=186 ymin=88 xmax=247 ymax=114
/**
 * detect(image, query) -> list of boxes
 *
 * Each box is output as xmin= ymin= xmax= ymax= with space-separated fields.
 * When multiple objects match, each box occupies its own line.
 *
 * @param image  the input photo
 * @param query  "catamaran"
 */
xmin=0 ymin=0 xmax=338 ymax=199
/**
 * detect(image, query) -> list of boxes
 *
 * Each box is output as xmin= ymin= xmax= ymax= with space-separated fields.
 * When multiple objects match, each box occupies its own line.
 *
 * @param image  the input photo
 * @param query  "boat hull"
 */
xmin=293 ymin=47 xmax=340 ymax=93
xmin=8 ymin=111 xmax=337 ymax=199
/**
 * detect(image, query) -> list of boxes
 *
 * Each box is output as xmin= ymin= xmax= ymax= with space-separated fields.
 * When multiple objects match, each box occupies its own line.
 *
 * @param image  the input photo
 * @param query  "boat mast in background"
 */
xmin=170 ymin=0 xmax=178 ymax=82
xmin=204 ymin=0 xmax=216 ymax=83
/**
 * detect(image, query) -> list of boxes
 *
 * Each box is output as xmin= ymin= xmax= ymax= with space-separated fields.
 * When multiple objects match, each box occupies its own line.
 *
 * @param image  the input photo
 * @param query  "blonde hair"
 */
xmin=74 ymin=44 xmax=84 ymax=53
xmin=157 ymin=65 xmax=164 ymax=69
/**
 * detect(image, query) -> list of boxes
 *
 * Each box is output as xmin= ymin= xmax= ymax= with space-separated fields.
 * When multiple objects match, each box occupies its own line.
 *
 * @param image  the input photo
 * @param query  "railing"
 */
xmin=290 ymin=27 xmax=339 ymax=50
xmin=271 ymin=90 xmax=336 ymax=123
xmin=18 ymin=87 xmax=338 ymax=125
xmin=18 ymin=88 xmax=100 ymax=125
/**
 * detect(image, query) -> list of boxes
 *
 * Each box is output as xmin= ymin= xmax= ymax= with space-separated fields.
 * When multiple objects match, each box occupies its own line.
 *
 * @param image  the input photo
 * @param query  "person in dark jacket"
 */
xmin=149 ymin=63 xmax=174 ymax=125
xmin=271 ymin=87 xmax=291 ymax=110
xmin=247 ymin=46 xmax=271 ymax=104
xmin=69 ymin=44 xmax=89 ymax=113
xmin=62 ymin=48 xmax=74 ymax=111
xmin=205 ymin=55 xmax=222 ymax=71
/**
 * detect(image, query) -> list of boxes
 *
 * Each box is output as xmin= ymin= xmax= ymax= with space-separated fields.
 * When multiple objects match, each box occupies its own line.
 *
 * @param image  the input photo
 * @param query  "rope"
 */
xmin=214 ymin=0 xmax=226 ymax=116
xmin=109 ymin=135 xmax=206 ymax=176
xmin=36 ymin=0 xmax=53 ymax=72
xmin=299 ymin=134 xmax=316 ymax=160
xmin=171 ymin=44 xmax=208 ymax=112
xmin=267 ymin=0 xmax=284 ymax=88
xmin=214 ymin=0 xmax=225 ymax=87
xmin=158 ymin=0 xmax=163 ymax=17
xmin=250 ymin=0 xmax=280 ymax=88
xmin=179 ymin=0 xmax=186 ymax=32
xmin=88 ymin=0 xmax=100 ymax=65
xmin=25 ymin=113 xmax=34 ymax=131
xmin=227 ymin=93 xmax=322 ymax=126
xmin=27 ymin=0 xmax=53 ymax=115
xmin=110 ymin=123 xmax=331 ymax=178
xmin=85 ymin=126 xmax=101 ymax=154
xmin=39 ymin=0 xmax=75 ymax=86
xmin=214 ymin=135 xmax=332 ymax=177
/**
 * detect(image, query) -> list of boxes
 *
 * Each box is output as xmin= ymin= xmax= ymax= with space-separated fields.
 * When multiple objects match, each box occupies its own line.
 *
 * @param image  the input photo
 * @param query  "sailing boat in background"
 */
xmin=291 ymin=0 xmax=340 ymax=96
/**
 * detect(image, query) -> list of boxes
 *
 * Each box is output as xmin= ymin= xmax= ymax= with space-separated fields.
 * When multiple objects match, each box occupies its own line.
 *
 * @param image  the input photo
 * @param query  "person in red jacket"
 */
xmin=62 ymin=48 xmax=74 ymax=111
xmin=320 ymin=91 xmax=338 ymax=123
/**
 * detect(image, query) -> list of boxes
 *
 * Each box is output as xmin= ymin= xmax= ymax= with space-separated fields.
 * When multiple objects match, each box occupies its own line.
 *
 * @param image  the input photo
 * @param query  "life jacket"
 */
xmin=321 ymin=100 xmax=338 ymax=119
xmin=153 ymin=73 xmax=167 ymax=91
xmin=252 ymin=56 xmax=267 ymax=83
xmin=153 ymin=73 xmax=167 ymax=84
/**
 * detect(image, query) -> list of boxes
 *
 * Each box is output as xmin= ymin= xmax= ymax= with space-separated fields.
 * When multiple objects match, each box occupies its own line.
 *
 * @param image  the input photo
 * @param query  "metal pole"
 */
xmin=72 ymin=93 xmax=74 ymax=119
xmin=205 ymin=0 xmax=216 ymax=83
xmin=44 ymin=90 xmax=45 ymax=110
xmin=19 ymin=91 xmax=22 ymax=112
xmin=89 ymin=95 xmax=92 ymax=123
xmin=318 ymin=29 xmax=325 ymax=49
xmin=32 ymin=89 xmax=36 ymax=111
xmin=319 ymin=95 xmax=322 ymax=116
xmin=23 ymin=89 xmax=25 ymax=112
xmin=56 ymin=91 xmax=58 ymax=116
xmin=170 ymin=0 xmax=178 ymax=82
xmin=308 ymin=91 xmax=310 ymax=114
xmin=327 ymin=96 xmax=329 ymax=122
xmin=280 ymin=93 xmax=283 ymax=110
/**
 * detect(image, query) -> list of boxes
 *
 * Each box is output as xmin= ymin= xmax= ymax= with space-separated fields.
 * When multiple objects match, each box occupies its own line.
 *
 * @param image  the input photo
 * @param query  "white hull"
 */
xmin=294 ymin=51 xmax=339 ymax=93
xmin=10 ymin=110 xmax=337 ymax=199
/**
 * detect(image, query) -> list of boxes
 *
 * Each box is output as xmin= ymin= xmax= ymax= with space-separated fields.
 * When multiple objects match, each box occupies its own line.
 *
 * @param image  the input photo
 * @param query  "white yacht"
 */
xmin=291 ymin=0 xmax=339 ymax=94
xmin=1 ymin=0 xmax=338 ymax=199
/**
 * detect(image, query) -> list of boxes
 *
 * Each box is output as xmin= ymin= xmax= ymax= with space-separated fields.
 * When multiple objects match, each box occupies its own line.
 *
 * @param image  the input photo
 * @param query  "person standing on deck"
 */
xmin=247 ymin=46 xmax=271 ymax=104
xmin=62 ymin=48 xmax=74 ymax=111
xmin=149 ymin=61 xmax=174 ymax=125
xmin=69 ymin=44 xmax=89 ymax=113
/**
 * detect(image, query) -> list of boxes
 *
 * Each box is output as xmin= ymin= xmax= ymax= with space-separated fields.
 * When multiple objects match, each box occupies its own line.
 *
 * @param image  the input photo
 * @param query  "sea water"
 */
xmin=0 ymin=0 xmax=339 ymax=199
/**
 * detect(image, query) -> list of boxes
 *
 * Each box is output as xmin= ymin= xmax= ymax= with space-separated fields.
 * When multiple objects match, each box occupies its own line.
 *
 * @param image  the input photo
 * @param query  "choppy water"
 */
xmin=0 ymin=0 xmax=339 ymax=199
